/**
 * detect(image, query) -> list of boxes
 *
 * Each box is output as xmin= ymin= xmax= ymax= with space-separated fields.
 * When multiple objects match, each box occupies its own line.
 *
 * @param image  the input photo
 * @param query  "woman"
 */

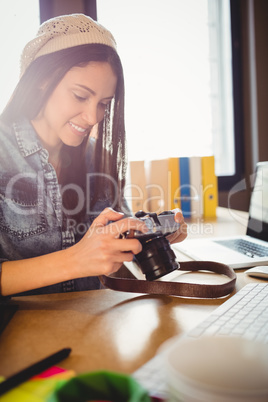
xmin=0 ymin=14 xmax=187 ymax=297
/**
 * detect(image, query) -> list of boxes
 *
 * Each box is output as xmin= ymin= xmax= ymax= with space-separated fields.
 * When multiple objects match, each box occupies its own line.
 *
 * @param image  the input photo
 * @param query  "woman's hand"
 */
xmin=166 ymin=208 xmax=188 ymax=244
xmin=67 ymin=208 xmax=148 ymax=278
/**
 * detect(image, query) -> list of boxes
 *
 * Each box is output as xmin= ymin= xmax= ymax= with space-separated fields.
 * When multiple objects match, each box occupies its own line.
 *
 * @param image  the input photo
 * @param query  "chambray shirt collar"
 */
xmin=13 ymin=119 xmax=43 ymax=158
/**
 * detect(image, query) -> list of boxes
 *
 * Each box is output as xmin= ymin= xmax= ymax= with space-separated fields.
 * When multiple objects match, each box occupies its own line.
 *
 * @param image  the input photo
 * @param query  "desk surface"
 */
xmin=0 ymin=208 xmax=264 ymax=378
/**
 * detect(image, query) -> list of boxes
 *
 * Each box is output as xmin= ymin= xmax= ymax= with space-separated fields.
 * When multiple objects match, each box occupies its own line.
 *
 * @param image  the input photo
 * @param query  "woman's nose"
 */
xmin=82 ymin=103 xmax=99 ymax=126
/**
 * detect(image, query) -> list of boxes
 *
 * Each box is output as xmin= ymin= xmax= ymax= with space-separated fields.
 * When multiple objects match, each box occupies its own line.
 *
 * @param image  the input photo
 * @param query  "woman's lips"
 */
xmin=69 ymin=121 xmax=89 ymax=136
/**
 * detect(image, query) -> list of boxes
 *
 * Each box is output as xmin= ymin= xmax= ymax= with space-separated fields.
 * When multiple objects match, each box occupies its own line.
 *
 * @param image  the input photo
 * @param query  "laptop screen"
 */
xmin=247 ymin=161 xmax=268 ymax=242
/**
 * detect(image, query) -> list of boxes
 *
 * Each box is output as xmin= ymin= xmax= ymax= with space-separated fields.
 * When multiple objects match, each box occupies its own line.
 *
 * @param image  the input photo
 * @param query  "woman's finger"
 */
xmin=172 ymin=208 xmax=185 ymax=224
xmin=91 ymin=216 xmax=148 ymax=239
xmin=166 ymin=210 xmax=188 ymax=244
xmin=91 ymin=207 xmax=124 ymax=228
xmin=167 ymin=220 xmax=188 ymax=244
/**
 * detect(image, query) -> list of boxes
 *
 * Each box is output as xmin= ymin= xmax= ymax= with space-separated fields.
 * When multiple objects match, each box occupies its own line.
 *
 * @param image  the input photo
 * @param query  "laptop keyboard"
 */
xmin=133 ymin=283 xmax=268 ymax=398
xmin=215 ymin=238 xmax=268 ymax=258
xmin=187 ymin=282 xmax=268 ymax=340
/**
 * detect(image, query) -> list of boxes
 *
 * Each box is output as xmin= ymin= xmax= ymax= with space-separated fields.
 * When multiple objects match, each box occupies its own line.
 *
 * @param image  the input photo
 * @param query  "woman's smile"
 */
xmin=68 ymin=121 xmax=89 ymax=136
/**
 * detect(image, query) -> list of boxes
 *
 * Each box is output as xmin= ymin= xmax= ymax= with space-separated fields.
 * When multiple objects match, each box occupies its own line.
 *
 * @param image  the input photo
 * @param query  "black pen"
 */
xmin=0 ymin=347 xmax=71 ymax=396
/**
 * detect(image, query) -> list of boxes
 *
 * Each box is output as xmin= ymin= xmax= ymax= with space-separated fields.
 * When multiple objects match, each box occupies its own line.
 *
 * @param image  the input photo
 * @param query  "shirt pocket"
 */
xmin=0 ymin=173 xmax=48 ymax=240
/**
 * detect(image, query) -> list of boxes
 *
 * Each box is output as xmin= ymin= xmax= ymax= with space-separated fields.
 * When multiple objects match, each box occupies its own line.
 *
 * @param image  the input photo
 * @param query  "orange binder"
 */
xmin=147 ymin=159 xmax=169 ymax=213
xmin=168 ymin=157 xmax=181 ymax=210
xmin=129 ymin=161 xmax=148 ymax=213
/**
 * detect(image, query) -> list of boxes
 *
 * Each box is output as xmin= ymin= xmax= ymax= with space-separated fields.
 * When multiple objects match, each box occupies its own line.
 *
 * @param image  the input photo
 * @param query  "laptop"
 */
xmin=173 ymin=161 xmax=268 ymax=269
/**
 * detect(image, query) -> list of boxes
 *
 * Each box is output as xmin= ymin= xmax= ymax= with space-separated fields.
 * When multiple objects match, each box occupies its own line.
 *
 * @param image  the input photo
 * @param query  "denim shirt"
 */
xmin=0 ymin=119 xmax=128 ymax=296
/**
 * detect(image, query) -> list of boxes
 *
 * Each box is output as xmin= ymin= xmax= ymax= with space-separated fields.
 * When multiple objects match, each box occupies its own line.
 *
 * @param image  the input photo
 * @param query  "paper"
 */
xmin=0 ymin=367 xmax=74 ymax=402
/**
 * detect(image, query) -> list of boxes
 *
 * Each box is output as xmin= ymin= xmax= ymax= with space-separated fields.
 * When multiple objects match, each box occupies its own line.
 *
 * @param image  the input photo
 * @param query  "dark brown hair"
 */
xmin=1 ymin=44 xmax=127 ymax=224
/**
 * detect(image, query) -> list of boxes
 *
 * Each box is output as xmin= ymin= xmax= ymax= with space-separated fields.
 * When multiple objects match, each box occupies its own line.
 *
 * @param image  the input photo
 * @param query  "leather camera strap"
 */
xmin=99 ymin=261 xmax=236 ymax=299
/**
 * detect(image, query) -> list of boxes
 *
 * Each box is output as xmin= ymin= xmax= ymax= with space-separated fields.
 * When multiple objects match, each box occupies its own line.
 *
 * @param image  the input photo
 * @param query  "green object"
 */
xmin=47 ymin=370 xmax=151 ymax=402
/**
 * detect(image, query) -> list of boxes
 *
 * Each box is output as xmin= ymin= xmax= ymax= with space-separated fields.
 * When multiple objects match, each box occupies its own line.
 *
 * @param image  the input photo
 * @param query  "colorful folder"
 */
xmin=201 ymin=156 xmax=218 ymax=218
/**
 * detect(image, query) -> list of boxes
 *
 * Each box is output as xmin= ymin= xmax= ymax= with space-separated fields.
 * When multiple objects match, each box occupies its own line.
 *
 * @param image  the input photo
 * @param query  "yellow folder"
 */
xmin=201 ymin=156 xmax=218 ymax=218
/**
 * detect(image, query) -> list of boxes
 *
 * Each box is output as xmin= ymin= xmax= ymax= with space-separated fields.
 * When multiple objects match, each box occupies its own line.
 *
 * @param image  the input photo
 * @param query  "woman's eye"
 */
xmin=100 ymin=101 xmax=111 ymax=108
xmin=74 ymin=93 xmax=87 ymax=102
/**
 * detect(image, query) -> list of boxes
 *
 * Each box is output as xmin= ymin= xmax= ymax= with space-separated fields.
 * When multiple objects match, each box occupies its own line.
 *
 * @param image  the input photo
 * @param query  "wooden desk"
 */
xmin=0 ymin=208 xmax=264 ymax=378
xmin=185 ymin=206 xmax=249 ymax=240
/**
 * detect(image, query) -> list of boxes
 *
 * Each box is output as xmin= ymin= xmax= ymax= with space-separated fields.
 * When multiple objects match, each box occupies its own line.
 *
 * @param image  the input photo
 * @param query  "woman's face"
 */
xmin=32 ymin=61 xmax=117 ymax=148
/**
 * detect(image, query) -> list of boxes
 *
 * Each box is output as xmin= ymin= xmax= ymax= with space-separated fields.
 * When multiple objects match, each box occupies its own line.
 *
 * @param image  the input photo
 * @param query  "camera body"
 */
xmin=123 ymin=211 xmax=180 ymax=281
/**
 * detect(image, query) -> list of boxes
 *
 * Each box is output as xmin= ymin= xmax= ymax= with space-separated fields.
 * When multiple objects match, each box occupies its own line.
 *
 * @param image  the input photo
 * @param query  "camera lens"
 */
xmin=134 ymin=235 xmax=179 ymax=281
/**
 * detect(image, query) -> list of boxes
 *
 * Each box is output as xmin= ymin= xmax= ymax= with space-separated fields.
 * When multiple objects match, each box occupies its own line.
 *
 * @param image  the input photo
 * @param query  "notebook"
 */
xmin=133 ymin=282 xmax=268 ymax=399
xmin=173 ymin=161 xmax=268 ymax=269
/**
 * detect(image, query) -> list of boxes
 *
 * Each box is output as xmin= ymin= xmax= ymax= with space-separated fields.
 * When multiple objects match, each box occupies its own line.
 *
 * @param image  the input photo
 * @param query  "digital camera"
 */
xmin=123 ymin=210 xmax=180 ymax=281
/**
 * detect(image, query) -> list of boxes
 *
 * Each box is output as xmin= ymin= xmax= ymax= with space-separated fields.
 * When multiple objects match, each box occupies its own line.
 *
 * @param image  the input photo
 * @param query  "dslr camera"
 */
xmin=122 ymin=210 xmax=180 ymax=281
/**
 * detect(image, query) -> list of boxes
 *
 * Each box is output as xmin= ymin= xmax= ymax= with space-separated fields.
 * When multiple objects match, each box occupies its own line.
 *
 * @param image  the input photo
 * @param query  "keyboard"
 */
xmin=215 ymin=238 xmax=268 ymax=258
xmin=133 ymin=282 xmax=268 ymax=399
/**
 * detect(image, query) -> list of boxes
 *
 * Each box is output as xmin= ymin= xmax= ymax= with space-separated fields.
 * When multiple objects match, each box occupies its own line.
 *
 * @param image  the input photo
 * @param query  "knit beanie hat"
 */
xmin=20 ymin=13 xmax=117 ymax=77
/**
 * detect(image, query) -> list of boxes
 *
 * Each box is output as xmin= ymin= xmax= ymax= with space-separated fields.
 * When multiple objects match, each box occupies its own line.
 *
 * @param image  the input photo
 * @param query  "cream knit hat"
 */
xmin=20 ymin=13 xmax=117 ymax=76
